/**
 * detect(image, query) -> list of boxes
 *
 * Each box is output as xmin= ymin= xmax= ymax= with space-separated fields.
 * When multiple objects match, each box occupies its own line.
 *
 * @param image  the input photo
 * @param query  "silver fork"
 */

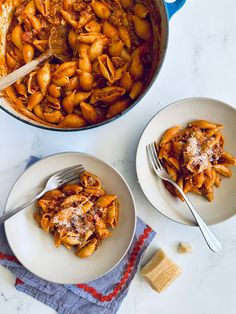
xmin=0 ymin=164 xmax=86 ymax=224
xmin=146 ymin=143 xmax=222 ymax=253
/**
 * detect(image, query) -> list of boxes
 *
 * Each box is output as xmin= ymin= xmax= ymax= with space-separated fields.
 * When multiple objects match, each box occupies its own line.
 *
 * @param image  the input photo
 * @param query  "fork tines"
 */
xmin=146 ymin=143 xmax=163 ymax=171
xmin=56 ymin=164 xmax=86 ymax=185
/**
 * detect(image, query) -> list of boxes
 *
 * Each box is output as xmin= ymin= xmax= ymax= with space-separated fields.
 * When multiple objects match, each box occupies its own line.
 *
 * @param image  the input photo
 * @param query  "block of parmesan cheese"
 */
xmin=140 ymin=249 xmax=182 ymax=293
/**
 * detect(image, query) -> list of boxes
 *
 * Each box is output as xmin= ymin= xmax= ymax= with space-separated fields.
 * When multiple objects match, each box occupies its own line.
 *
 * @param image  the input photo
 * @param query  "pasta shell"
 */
xmin=22 ymin=44 xmax=35 ymax=63
xmin=132 ymin=15 xmax=152 ymax=41
xmin=27 ymin=91 xmax=43 ymax=111
xmin=120 ymin=0 xmax=133 ymax=9
xmin=114 ymin=64 xmax=128 ymax=81
xmin=193 ymin=172 xmax=205 ymax=188
xmin=76 ymin=238 xmax=97 ymax=258
xmin=14 ymin=82 xmax=27 ymax=97
xmin=90 ymin=86 xmax=126 ymax=104
xmin=62 ymin=91 xmax=76 ymax=113
xmin=107 ymin=201 xmax=119 ymax=228
xmin=54 ymin=61 xmax=77 ymax=78
xmin=80 ymin=171 xmax=102 ymax=189
xmin=98 ymin=54 xmax=115 ymax=83
xmin=91 ymin=0 xmax=111 ymax=19
xmin=11 ymin=25 xmax=23 ymax=49
xmin=130 ymin=54 xmax=144 ymax=79
xmin=78 ymin=9 xmax=94 ymax=28
xmin=85 ymin=20 xmax=101 ymax=33
xmin=24 ymin=1 xmax=36 ymax=15
xmin=60 ymin=9 xmax=78 ymax=28
xmin=120 ymin=71 xmax=133 ymax=91
xmin=134 ymin=3 xmax=149 ymax=18
xmin=45 ymin=0 xmax=50 ymax=16
xmin=78 ymin=33 xmax=104 ymax=44
xmin=118 ymin=26 xmax=131 ymax=50
xmin=80 ymin=101 xmax=97 ymax=124
xmin=95 ymin=225 xmax=111 ymax=240
xmin=79 ymin=48 xmax=92 ymax=73
xmin=189 ymin=120 xmax=223 ymax=129
xmin=62 ymin=184 xmax=83 ymax=195
xmin=34 ymin=0 xmax=46 ymax=15
xmin=106 ymin=98 xmax=129 ymax=118
xmin=120 ymin=48 xmax=131 ymax=63
xmin=214 ymin=173 xmax=221 ymax=187
xmin=33 ymin=39 xmax=48 ymax=53
xmin=48 ymin=84 xmax=61 ymax=98
xmin=52 ymin=75 xmax=70 ymax=87
xmin=33 ymin=104 xmax=45 ymax=120
xmin=13 ymin=47 xmax=24 ymax=62
xmin=46 ymin=95 xmax=61 ymax=110
xmin=213 ymin=164 xmax=232 ymax=177
xmin=63 ymin=0 xmax=74 ymax=10
xmin=37 ymin=63 xmax=51 ymax=95
xmin=129 ymin=81 xmax=143 ymax=99
xmin=219 ymin=152 xmax=236 ymax=165
xmin=64 ymin=75 xmax=79 ymax=93
xmin=95 ymin=195 xmax=117 ymax=207
xmin=160 ymin=126 xmax=180 ymax=146
xmin=74 ymin=91 xmax=92 ymax=106
xmin=6 ymin=53 xmax=19 ymax=69
xmin=88 ymin=37 xmax=109 ymax=62
xmin=102 ymin=21 xmax=118 ymax=39
xmin=59 ymin=114 xmax=86 ymax=128
xmin=25 ymin=14 xmax=42 ymax=32
xmin=77 ymin=70 xmax=94 ymax=91
xmin=27 ymin=71 xmax=39 ymax=94
xmin=44 ymin=111 xmax=64 ymax=124
xmin=84 ymin=188 xmax=105 ymax=196
xmin=77 ymin=43 xmax=90 ymax=56
xmin=108 ymin=40 xmax=124 ymax=57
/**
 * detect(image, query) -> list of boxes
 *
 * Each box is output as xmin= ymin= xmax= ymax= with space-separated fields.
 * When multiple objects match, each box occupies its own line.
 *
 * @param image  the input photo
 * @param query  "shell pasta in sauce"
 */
xmin=34 ymin=171 xmax=119 ymax=258
xmin=3 ymin=0 xmax=153 ymax=128
xmin=156 ymin=120 xmax=236 ymax=202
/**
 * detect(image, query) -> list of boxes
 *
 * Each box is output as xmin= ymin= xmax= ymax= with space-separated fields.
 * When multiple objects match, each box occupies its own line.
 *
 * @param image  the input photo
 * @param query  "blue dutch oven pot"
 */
xmin=0 ymin=0 xmax=186 ymax=131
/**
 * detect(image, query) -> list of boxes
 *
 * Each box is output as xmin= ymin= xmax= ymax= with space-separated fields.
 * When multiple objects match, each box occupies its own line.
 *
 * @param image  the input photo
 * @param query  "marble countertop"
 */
xmin=1 ymin=0 xmax=236 ymax=313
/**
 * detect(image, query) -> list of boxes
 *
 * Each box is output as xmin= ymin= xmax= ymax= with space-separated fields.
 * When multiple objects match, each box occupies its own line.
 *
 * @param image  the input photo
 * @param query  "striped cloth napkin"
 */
xmin=0 ymin=156 xmax=156 ymax=314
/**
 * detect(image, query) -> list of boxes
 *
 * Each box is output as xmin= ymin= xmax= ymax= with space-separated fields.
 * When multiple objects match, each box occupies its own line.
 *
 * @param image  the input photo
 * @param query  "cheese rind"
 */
xmin=140 ymin=249 xmax=182 ymax=293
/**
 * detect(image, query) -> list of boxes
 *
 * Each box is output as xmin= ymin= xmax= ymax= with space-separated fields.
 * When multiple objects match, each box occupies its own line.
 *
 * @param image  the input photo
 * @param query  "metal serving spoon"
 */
xmin=0 ymin=25 xmax=72 ymax=91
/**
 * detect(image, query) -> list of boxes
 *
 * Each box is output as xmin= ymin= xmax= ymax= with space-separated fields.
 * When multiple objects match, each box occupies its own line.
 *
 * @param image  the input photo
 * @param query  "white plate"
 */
xmin=5 ymin=152 xmax=136 ymax=284
xmin=136 ymin=97 xmax=236 ymax=226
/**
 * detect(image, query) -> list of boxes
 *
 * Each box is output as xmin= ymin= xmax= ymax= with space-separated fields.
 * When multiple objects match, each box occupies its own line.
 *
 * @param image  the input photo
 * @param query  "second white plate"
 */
xmin=136 ymin=97 xmax=236 ymax=226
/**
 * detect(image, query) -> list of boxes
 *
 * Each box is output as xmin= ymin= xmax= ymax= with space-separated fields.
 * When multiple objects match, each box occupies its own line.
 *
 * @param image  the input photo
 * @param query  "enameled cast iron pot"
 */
xmin=0 ymin=0 xmax=186 ymax=131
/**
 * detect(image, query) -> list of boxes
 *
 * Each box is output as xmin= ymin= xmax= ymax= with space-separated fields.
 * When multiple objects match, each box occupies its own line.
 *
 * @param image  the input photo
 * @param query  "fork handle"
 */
xmin=171 ymin=181 xmax=222 ymax=253
xmin=0 ymin=189 xmax=46 ymax=224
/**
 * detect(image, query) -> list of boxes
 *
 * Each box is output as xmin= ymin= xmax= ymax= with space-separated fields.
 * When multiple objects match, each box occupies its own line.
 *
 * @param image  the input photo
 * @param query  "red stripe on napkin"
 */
xmin=0 ymin=252 xmax=19 ymax=263
xmin=76 ymin=225 xmax=152 ymax=302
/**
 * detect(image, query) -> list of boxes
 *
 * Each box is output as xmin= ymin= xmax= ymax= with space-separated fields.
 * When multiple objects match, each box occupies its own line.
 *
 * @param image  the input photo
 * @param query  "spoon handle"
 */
xmin=0 ymin=52 xmax=50 ymax=91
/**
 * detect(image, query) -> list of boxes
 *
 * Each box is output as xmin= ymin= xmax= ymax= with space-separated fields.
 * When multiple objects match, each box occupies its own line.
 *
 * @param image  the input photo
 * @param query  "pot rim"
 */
xmin=0 ymin=0 xmax=170 ymax=132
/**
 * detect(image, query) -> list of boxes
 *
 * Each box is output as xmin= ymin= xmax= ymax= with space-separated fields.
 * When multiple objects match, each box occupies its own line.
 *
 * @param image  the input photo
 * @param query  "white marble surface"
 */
xmin=1 ymin=0 xmax=236 ymax=313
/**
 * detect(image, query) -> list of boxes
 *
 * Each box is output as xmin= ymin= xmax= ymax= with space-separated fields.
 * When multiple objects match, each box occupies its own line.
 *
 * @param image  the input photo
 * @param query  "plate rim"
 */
xmin=136 ymin=96 xmax=236 ymax=227
xmin=4 ymin=151 xmax=137 ymax=284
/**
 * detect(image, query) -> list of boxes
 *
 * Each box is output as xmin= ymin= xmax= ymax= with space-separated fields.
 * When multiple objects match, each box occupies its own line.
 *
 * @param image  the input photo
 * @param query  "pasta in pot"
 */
xmin=0 ymin=0 xmax=153 ymax=128
xmin=156 ymin=120 xmax=236 ymax=202
xmin=34 ymin=171 xmax=119 ymax=258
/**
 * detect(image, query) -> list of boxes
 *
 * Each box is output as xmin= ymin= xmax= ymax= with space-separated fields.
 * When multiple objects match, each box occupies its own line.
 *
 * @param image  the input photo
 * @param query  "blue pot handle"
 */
xmin=164 ymin=0 xmax=186 ymax=20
